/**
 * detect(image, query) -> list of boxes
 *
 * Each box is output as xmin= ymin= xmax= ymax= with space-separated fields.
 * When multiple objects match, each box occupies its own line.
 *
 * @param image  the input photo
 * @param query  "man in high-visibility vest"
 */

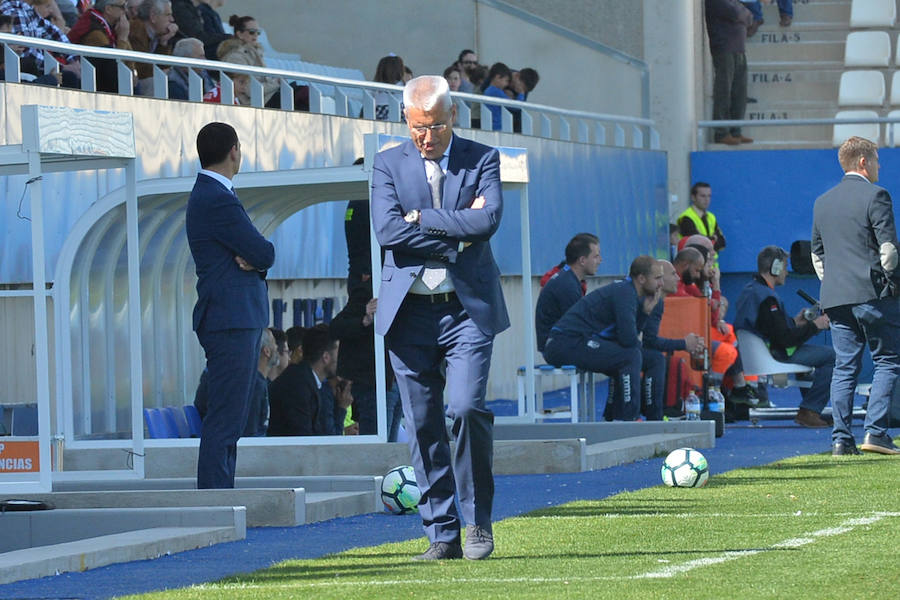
xmin=677 ymin=182 xmax=726 ymax=255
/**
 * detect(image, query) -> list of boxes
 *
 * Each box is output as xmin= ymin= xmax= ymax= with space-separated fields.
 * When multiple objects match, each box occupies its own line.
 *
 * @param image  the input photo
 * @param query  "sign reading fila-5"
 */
xmin=0 ymin=441 xmax=40 ymax=473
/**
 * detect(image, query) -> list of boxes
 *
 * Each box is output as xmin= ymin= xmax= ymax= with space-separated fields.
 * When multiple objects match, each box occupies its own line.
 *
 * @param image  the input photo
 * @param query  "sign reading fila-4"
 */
xmin=0 ymin=441 xmax=40 ymax=473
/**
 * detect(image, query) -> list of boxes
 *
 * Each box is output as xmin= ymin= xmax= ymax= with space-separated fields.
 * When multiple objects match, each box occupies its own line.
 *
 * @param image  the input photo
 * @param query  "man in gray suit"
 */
xmin=371 ymin=75 xmax=509 ymax=560
xmin=812 ymin=136 xmax=900 ymax=456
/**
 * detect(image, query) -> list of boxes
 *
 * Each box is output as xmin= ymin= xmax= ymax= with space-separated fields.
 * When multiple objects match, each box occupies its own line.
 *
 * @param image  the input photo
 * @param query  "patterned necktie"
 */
xmin=425 ymin=158 xmax=444 ymax=209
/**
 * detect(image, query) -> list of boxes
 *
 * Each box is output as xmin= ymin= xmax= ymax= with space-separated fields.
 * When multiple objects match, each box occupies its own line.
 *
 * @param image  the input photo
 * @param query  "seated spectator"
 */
xmin=543 ymin=256 xmax=662 ymax=421
xmin=468 ymin=63 xmax=488 ymax=90
xmin=268 ymin=327 xmax=289 ymax=381
xmin=481 ymin=62 xmax=521 ymax=131
xmin=454 ymin=48 xmax=478 ymax=92
xmin=402 ymin=64 xmax=412 ymax=83
xmin=129 ymin=0 xmax=180 ymax=95
xmin=55 ymin=0 xmax=78 ymax=27
xmin=125 ymin=0 xmax=140 ymax=19
xmin=734 ymin=246 xmax=832 ymax=427
xmin=202 ymin=70 xmax=248 ymax=104
xmin=195 ymin=0 xmax=225 ymax=59
xmin=371 ymin=54 xmax=404 ymax=121
xmin=640 ymin=260 xmax=705 ymax=420
xmin=535 ymin=233 xmax=601 ymax=355
xmin=168 ymin=36 xmax=213 ymax=99
xmin=0 ymin=0 xmax=72 ymax=71
xmin=68 ymin=0 xmax=132 ymax=93
xmin=171 ymin=0 xmax=227 ymax=60
xmin=267 ymin=324 xmax=340 ymax=436
xmin=516 ymin=67 xmax=539 ymax=99
xmin=244 ymin=327 xmax=278 ymax=437
xmin=443 ymin=64 xmax=461 ymax=92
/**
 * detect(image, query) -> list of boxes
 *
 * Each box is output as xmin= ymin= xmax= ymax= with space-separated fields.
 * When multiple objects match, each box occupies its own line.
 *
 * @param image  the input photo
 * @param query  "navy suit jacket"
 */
xmin=370 ymin=135 xmax=510 ymax=337
xmin=186 ymin=173 xmax=275 ymax=332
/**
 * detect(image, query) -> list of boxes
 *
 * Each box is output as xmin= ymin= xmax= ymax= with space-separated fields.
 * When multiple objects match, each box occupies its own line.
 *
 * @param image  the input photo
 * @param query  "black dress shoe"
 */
xmin=832 ymin=441 xmax=861 ymax=456
xmin=413 ymin=541 xmax=463 ymax=561
xmin=860 ymin=432 xmax=900 ymax=455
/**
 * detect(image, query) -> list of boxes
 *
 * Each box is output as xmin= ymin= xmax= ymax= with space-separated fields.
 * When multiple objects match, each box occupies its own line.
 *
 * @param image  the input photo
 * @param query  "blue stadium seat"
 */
xmin=10 ymin=404 xmax=38 ymax=435
xmin=163 ymin=406 xmax=191 ymax=438
xmin=143 ymin=408 xmax=174 ymax=439
xmin=183 ymin=404 xmax=202 ymax=437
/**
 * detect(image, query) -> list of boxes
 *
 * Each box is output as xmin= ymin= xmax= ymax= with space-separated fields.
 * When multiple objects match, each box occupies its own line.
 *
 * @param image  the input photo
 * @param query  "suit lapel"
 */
xmin=443 ymin=136 xmax=466 ymax=209
xmin=403 ymin=142 xmax=433 ymax=209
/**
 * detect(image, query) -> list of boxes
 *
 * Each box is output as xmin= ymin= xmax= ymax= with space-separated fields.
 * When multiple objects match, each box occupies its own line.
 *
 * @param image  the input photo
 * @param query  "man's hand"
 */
xmin=812 ymin=314 xmax=830 ymax=330
xmin=684 ymin=333 xmax=704 ymax=354
xmin=403 ymin=209 xmax=420 ymax=224
xmin=716 ymin=320 xmax=729 ymax=335
xmin=343 ymin=422 xmax=359 ymax=435
xmin=362 ymin=298 xmax=377 ymax=327
xmin=709 ymin=265 xmax=721 ymax=291
xmin=335 ymin=379 xmax=353 ymax=409
xmin=234 ymin=255 xmax=255 ymax=271
xmin=642 ymin=289 xmax=661 ymax=315
xmin=160 ymin=22 xmax=178 ymax=45
xmin=115 ymin=12 xmax=130 ymax=40
xmin=471 ymin=195 xmax=485 ymax=209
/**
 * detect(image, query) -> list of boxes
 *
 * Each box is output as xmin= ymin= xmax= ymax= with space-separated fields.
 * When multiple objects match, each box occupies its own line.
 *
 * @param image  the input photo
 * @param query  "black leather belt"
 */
xmin=408 ymin=291 xmax=457 ymax=304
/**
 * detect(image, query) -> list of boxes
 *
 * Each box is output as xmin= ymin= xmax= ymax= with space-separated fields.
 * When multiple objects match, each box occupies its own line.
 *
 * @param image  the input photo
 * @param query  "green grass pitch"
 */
xmin=120 ymin=451 xmax=900 ymax=599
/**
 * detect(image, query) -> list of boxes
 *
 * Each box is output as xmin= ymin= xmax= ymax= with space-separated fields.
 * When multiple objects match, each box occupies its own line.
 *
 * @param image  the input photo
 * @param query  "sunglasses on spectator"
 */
xmin=241 ymin=28 xmax=261 ymax=35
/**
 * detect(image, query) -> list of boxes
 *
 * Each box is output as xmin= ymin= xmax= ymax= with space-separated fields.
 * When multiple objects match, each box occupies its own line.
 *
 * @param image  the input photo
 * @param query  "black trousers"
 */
xmin=711 ymin=51 xmax=748 ymax=140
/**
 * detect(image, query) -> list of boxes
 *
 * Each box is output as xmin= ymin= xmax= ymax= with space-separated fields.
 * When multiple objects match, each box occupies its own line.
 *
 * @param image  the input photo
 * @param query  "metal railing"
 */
xmin=0 ymin=32 xmax=658 ymax=150
xmin=697 ymin=116 xmax=900 ymax=148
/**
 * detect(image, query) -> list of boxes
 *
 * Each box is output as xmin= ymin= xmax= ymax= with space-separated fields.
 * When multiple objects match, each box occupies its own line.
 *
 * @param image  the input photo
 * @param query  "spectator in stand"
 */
xmin=506 ymin=67 xmax=538 ymax=132
xmin=455 ymin=48 xmax=477 ymax=92
xmin=202 ymin=70 xmax=248 ymax=104
xmin=171 ymin=0 xmax=227 ymax=60
xmin=29 ymin=0 xmax=66 ymax=32
xmin=443 ymin=64 xmax=462 ymax=92
xmin=481 ymin=62 xmax=521 ymax=131
xmin=705 ymin=0 xmax=753 ymax=145
xmin=677 ymin=182 xmax=726 ymax=256
xmin=0 ymin=13 xmax=66 ymax=84
xmin=216 ymin=14 xmax=296 ymax=109
xmin=403 ymin=65 xmax=412 ymax=83
xmin=196 ymin=0 xmax=224 ymax=58
xmin=268 ymin=324 xmax=342 ymax=436
xmin=67 ymin=0 xmax=132 ymax=93
xmin=371 ymin=54 xmax=404 ymax=121
xmin=517 ymin=67 xmax=539 ymax=99
xmin=129 ymin=0 xmax=180 ymax=96
xmin=168 ymin=36 xmax=213 ymax=99
xmin=0 ymin=0 xmax=72 ymax=71
xmin=535 ymin=233 xmax=601 ymax=356
xmin=55 ymin=0 xmax=78 ymax=27
xmin=468 ymin=63 xmax=488 ymax=91
xmin=243 ymin=327 xmax=278 ymax=436
xmin=269 ymin=327 xmax=289 ymax=381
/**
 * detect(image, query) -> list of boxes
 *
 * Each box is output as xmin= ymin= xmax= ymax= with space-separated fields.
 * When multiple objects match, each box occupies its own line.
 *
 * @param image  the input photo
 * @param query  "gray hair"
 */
xmin=173 ymin=37 xmax=203 ymax=58
xmin=403 ymin=75 xmax=451 ymax=113
xmin=137 ymin=0 xmax=169 ymax=20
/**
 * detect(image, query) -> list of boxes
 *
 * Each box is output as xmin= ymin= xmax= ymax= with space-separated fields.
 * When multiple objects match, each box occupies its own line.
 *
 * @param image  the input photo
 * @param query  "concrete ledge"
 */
xmin=585 ymin=431 xmax=714 ymax=471
xmin=494 ymin=420 xmax=713 ymax=445
xmin=0 ymin=525 xmax=243 ymax=585
xmin=13 ymin=489 xmax=306 ymax=528
xmin=305 ymin=491 xmax=380 ymax=523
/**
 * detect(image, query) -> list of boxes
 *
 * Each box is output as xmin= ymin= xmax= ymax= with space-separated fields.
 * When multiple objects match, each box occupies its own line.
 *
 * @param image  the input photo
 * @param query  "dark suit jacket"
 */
xmin=186 ymin=173 xmax=275 ymax=332
xmin=370 ymin=135 xmax=510 ymax=337
xmin=812 ymin=173 xmax=899 ymax=309
xmin=267 ymin=362 xmax=321 ymax=436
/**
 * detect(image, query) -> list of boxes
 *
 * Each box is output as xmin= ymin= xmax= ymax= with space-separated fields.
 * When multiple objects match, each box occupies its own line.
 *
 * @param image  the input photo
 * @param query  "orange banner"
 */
xmin=0 ymin=441 xmax=40 ymax=473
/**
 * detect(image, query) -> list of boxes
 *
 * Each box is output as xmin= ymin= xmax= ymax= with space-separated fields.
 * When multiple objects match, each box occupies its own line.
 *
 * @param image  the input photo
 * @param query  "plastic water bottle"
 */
xmin=685 ymin=390 xmax=701 ymax=421
xmin=707 ymin=386 xmax=725 ymax=438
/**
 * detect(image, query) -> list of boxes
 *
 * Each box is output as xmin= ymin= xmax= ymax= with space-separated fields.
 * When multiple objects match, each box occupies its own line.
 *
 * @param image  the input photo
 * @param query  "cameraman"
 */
xmin=733 ymin=245 xmax=834 ymax=428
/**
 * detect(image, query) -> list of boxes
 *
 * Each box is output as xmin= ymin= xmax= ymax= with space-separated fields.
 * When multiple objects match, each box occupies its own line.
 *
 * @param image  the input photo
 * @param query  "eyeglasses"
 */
xmin=461 ymin=60 xmax=477 ymax=65
xmin=411 ymin=123 xmax=448 ymax=135
xmin=241 ymin=29 xmax=261 ymax=35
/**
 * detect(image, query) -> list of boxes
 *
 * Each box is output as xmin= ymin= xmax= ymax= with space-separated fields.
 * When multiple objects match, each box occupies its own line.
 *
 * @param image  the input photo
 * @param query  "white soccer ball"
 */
xmin=661 ymin=447 xmax=709 ymax=488
xmin=381 ymin=465 xmax=421 ymax=514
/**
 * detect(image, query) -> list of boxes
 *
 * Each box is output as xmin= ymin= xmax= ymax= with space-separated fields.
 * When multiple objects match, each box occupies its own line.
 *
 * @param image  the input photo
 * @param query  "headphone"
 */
xmin=769 ymin=247 xmax=788 ymax=277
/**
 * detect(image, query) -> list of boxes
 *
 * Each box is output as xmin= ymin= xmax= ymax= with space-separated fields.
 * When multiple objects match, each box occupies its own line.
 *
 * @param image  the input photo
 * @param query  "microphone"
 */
xmin=796 ymin=289 xmax=818 ymax=305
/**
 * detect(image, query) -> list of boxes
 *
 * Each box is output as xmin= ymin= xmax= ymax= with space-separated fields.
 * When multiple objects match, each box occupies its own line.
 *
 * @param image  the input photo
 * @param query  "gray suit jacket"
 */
xmin=811 ymin=173 xmax=899 ymax=309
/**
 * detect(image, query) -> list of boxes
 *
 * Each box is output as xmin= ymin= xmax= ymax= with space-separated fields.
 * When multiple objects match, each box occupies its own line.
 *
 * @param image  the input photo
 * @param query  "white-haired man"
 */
xmin=371 ymin=75 xmax=508 ymax=561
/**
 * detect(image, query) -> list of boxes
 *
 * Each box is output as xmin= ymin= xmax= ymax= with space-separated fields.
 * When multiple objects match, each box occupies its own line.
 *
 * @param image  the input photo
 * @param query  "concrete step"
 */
xmin=747 ymin=68 xmax=842 ymax=103
xmin=747 ymin=39 xmax=845 ymax=63
xmin=306 ymin=490 xmax=380 ymax=523
xmin=0 ymin=525 xmax=243 ymax=585
xmin=0 ymin=506 xmax=245 ymax=554
xmin=758 ymin=0 xmax=851 ymax=26
xmin=585 ymin=432 xmax=713 ymax=470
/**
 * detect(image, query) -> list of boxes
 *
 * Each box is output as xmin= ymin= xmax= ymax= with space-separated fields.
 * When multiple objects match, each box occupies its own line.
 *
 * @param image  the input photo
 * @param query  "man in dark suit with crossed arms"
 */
xmin=812 ymin=135 xmax=900 ymax=456
xmin=371 ymin=75 xmax=509 ymax=560
xmin=186 ymin=122 xmax=275 ymax=487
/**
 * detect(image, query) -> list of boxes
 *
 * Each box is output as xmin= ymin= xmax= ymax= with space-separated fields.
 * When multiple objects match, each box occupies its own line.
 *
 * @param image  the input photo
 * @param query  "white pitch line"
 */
xmin=187 ymin=512 xmax=900 ymax=593
xmin=634 ymin=512 xmax=897 ymax=579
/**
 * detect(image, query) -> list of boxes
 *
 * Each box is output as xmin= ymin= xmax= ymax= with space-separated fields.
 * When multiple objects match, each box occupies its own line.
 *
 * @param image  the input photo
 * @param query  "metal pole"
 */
xmin=125 ymin=161 xmax=145 ymax=477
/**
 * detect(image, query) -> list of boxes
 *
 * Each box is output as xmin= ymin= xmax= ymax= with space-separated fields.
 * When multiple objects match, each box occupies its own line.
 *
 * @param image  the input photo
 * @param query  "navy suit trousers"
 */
xmin=386 ymin=295 xmax=495 ymax=544
xmin=196 ymin=327 xmax=262 ymax=489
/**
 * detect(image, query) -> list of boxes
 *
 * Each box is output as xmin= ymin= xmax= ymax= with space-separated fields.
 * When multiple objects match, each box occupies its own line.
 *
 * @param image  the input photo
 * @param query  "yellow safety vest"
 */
xmin=678 ymin=205 xmax=718 ymax=239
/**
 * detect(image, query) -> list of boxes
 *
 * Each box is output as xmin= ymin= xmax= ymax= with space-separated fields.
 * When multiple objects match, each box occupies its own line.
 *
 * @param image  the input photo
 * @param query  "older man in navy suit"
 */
xmin=186 ymin=122 xmax=275 ymax=488
xmin=371 ymin=75 xmax=509 ymax=560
